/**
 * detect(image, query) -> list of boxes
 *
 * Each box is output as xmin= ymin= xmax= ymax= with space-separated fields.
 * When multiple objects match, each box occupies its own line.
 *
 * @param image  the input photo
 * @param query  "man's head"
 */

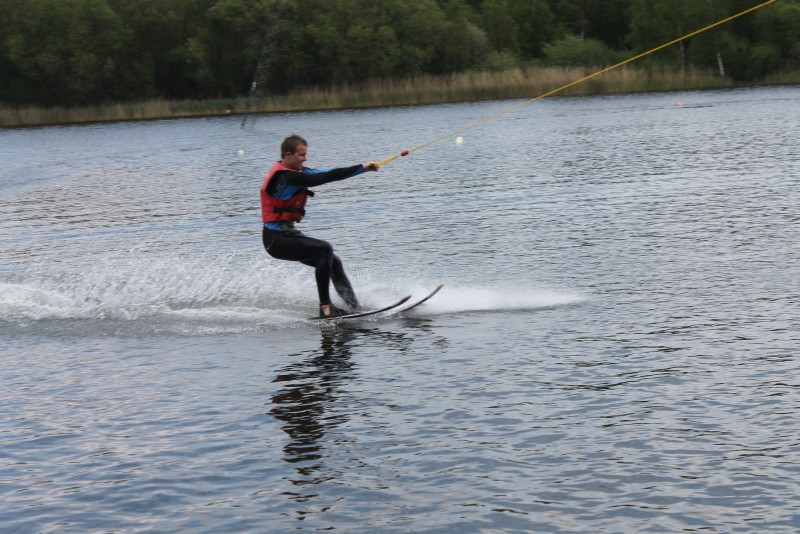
xmin=281 ymin=134 xmax=308 ymax=170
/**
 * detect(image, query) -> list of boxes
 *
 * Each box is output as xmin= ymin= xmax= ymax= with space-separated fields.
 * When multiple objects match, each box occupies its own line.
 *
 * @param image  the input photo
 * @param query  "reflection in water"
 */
xmin=270 ymin=328 xmax=356 ymax=501
xmin=269 ymin=324 xmax=427 ymax=513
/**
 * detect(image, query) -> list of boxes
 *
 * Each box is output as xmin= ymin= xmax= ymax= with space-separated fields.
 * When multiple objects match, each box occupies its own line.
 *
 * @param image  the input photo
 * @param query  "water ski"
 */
xmin=393 ymin=283 xmax=444 ymax=314
xmin=311 ymin=295 xmax=411 ymax=322
xmin=311 ymin=284 xmax=444 ymax=322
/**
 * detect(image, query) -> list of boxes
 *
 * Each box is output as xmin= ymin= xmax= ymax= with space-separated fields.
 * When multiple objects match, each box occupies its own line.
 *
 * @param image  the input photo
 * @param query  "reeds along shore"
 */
xmin=2 ymin=65 xmax=798 ymax=128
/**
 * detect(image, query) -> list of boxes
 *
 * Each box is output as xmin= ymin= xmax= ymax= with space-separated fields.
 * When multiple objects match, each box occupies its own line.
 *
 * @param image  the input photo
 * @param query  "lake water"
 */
xmin=1 ymin=86 xmax=798 ymax=532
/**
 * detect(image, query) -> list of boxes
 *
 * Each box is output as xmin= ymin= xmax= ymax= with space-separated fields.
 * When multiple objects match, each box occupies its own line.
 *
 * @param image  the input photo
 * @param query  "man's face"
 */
xmin=283 ymin=145 xmax=307 ymax=170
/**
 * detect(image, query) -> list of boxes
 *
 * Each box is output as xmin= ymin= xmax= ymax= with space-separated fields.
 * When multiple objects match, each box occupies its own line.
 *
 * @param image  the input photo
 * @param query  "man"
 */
xmin=261 ymin=134 xmax=379 ymax=318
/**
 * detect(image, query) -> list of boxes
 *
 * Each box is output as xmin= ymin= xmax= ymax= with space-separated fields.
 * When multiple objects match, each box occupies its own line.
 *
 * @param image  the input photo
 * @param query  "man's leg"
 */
xmin=331 ymin=254 xmax=360 ymax=310
xmin=265 ymin=230 xmax=357 ymax=312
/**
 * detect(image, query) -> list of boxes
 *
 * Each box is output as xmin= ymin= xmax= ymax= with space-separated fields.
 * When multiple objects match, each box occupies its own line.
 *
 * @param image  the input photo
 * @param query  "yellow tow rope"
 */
xmin=375 ymin=0 xmax=778 ymax=167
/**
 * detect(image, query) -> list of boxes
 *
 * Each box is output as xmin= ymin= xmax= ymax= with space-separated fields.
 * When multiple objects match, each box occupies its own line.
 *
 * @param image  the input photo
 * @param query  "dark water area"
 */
xmin=1 ymin=86 xmax=799 ymax=532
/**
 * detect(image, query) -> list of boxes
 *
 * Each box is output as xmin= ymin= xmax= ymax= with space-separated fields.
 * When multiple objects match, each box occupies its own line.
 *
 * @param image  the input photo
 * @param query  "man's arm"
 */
xmin=282 ymin=164 xmax=366 ymax=188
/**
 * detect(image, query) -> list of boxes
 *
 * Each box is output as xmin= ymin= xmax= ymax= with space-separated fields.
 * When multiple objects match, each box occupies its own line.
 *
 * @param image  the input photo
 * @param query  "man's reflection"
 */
xmin=270 ymin=327 xmax=357 ymax=496
xmin=269 ymin=322 xmax=442 ymax=505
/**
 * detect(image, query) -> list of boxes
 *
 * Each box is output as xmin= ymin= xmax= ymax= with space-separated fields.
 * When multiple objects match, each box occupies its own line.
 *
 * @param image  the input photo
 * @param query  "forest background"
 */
xmin=1 ymin=0 xmax=798 ymax=125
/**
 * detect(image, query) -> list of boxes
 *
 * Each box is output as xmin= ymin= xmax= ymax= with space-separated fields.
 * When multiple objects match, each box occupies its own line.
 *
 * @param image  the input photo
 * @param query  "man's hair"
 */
xmin=281 ymin=134 xmax=307 ymax=158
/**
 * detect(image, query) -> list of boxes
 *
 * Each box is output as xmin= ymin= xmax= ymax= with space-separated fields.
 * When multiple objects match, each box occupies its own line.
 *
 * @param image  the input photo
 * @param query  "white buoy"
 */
xmin=237 ymin=149 xmax=245 ymax=156
xmin=455 ymin=136 xmax=463 ymax=145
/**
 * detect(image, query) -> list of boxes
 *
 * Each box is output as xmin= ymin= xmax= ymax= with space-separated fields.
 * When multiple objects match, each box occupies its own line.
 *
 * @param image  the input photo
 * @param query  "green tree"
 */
xmin=549 ymin=0 xmax=600 ymax=38
xmin=389 ymin=0 xmax=451 ymax=75
xmin=1 ymin=0 xmax=127 ymax=105
xmin=591 ymin=0 xmax=630 ymax=49
xmin=109 ymin=0 xmax=219 ymax=99
xmin=480 ymin=0 xmax=519 ymax=54
xmin=543 ymin=34 xmax=623 ymax=66
xmin=266 ymin=0 xmax=451 ymax=90
xmin=340 ymin=23 xmax=401 ymax=80
xmin=440 ymin=0 xmax=477 ymax=72
xmin=754 ymin=0 xmax=800 ymax=71
xmin=205 ymin=0 xmax=278 ymax=96
xmin=627 ymin=0 xmax=788 ymax=80
xmin=627 ymin=0 xmax=777 ymax=78
xmin=0 ymin=2 xmax=35 ymax=104
xmin=627 ymin=0 xmax=709 ymax=69
xmin=1 ymin=0 xmax=796 ymax=107
xmin=508 ymin=0 xmax=557 ymax=59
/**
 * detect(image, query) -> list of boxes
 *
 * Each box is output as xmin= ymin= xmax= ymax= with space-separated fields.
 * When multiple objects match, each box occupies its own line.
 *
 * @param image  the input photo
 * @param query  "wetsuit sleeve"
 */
xmin=281 ymin=164 xmax=366 ymax=188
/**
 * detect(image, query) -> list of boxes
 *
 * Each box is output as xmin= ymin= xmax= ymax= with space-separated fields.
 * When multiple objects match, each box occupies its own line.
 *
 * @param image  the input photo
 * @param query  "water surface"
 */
xmin=1 ymin=86 xmax=799 ymax=532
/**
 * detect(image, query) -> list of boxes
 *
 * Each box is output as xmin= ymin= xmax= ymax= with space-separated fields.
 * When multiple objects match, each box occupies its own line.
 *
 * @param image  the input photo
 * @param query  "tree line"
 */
xmin=0 ymin=0 xmax=798 ymax=107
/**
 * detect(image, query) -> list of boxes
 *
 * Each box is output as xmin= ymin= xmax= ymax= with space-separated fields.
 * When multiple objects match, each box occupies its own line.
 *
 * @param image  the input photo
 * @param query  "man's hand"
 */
xmin=363 ymin=162 xmax=379 ymax=172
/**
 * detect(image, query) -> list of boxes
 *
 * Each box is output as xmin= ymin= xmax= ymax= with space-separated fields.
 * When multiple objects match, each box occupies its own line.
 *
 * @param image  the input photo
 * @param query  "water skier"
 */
xmin=261 ymin=134 xmax=379 ymax=318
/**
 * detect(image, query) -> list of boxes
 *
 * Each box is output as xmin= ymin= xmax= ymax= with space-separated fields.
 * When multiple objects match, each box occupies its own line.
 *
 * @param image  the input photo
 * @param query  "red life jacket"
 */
xmin=260 ymin=162 xmax=309 ymax=223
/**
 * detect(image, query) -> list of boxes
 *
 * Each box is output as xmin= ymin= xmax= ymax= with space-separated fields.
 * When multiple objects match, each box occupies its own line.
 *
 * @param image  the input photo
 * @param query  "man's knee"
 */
xmin=311 ymin=242 xmax=335 ymax=268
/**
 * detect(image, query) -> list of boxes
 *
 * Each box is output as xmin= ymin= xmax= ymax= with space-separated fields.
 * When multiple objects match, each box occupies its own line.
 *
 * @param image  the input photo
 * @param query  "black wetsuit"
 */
xmin=262 ymin=165 xmax=365 ymax=309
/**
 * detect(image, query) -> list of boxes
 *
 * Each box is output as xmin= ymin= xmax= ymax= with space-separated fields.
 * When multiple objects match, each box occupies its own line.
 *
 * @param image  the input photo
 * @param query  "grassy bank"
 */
xmin=2 ymin=65 xmax=798 ymax=128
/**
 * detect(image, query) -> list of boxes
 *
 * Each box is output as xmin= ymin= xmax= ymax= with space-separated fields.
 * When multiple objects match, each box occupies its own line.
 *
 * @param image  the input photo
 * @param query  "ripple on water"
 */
xmin=1 ymin=87 xmax=799 ymax=532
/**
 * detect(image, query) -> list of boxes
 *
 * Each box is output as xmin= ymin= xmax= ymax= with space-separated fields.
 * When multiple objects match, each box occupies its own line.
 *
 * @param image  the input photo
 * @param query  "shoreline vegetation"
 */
xmin=2 ymin=65 xmax=798 ymax=128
